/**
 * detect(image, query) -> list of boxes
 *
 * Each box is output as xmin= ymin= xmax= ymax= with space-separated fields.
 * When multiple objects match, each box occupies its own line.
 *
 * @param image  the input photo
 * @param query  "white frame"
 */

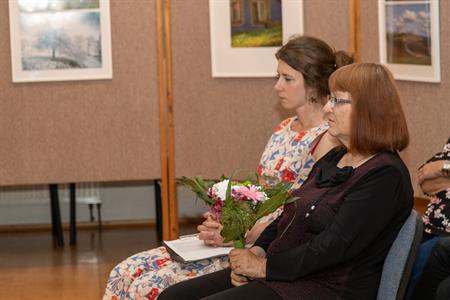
xmin=8 ymin=0 xmax=113 ymax=83
xmin=378 ymin=0 xmax=440 ymax=83
xmin=209 ymin=0 xmax=303 ymax=77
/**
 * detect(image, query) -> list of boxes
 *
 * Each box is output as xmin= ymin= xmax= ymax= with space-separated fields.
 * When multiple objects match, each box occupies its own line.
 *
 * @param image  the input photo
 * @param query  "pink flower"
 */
xmin=211 ymin=200 xmax=224 ymax=219
xmin=235 ymin=186 xmax=267 ymax=203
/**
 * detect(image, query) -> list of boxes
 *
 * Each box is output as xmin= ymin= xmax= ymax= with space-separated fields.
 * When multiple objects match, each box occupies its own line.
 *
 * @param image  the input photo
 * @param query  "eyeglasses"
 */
xmin=329 ymin=96 xmax=352 ymax=108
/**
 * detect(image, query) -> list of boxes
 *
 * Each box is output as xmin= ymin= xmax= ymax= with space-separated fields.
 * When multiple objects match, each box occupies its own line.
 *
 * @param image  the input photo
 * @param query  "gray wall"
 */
xmin=0 ymin=183 xmax=207 ymax=225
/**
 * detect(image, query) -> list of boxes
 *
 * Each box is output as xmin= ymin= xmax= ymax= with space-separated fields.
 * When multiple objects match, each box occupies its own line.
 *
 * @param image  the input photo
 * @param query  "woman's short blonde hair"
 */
xmin=329 ymin=63 xmax=409 ymax=154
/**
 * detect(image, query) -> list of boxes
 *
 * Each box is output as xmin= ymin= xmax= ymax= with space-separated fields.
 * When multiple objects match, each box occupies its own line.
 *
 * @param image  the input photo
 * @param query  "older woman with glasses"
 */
xmin=159 ymin=63 xmax=413 ymax=300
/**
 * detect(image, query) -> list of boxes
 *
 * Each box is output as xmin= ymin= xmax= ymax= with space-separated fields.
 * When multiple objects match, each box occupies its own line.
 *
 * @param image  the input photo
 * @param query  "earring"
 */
xmin=309 ymin=96 xmax=317 ymax=103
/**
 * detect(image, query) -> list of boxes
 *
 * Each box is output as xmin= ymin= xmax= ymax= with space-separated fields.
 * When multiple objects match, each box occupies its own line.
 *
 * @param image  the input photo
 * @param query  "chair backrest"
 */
xmin=376 ymin=209 xmax=423 ymax=300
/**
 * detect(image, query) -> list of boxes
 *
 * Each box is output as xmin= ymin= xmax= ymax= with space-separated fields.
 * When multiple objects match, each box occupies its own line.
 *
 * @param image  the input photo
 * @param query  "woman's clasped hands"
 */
xmin=197 ymin=211 xmax=225 ymax=247
xmin=197 ymin=211 xmax=268 ymax=287
xmin=229 ymin=246 xmax=267 ymax=286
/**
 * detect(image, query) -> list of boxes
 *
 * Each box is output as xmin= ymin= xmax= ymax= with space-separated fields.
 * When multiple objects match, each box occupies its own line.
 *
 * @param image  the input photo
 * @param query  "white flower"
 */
xmin=212 ymin=180 xmax=232 ymax=201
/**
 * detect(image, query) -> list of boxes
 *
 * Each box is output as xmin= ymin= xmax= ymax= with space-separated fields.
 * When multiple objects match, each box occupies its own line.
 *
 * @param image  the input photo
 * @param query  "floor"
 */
xmin=0 ymin=199 xmax=427 ymax=300
xmin=0 ymin=225 xmax=197 ymax=300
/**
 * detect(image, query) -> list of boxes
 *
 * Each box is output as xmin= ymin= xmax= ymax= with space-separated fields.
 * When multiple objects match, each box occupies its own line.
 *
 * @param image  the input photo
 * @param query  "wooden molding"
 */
xmin=348 ymin=0 xmax=361 ymax=62
xmin=164 ymin=0 xmax=179 ymax=240
xmin=156 ymin=0 xmax=171 ymax=240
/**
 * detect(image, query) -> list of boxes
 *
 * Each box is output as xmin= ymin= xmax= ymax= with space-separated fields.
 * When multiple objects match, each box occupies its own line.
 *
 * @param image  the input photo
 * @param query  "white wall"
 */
xmin=0 ymin=182 xmax=207 ymax=225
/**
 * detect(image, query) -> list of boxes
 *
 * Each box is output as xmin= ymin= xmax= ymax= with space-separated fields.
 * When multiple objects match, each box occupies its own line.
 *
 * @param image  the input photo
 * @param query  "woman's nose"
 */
xmin=274 ymin=79 xmax=283 ymax=91
xmin=322 ymin=100 xmax=333 ymax=113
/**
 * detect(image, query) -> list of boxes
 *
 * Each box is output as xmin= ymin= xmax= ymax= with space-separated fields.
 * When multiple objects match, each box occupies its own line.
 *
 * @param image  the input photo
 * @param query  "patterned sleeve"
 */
xmin=443 ymin=137 xmax=450 ymax=153
xmin=425 ymin=136 xmax=450 ymax=164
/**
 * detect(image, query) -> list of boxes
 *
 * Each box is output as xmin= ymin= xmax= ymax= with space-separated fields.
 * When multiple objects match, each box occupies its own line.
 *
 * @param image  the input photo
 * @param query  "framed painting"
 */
xmin=8 ymin=0 xmax=113 ymax=83
xmin=209 ymin=0 xmax=303 ymax=77
xmin=378 ymin=0 xmax=440 ymax=82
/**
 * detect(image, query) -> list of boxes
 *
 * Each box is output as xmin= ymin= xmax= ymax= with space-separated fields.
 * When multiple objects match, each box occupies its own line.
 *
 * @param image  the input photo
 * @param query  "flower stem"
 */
xmin=233 ymin=239 xmax=245 ymax=249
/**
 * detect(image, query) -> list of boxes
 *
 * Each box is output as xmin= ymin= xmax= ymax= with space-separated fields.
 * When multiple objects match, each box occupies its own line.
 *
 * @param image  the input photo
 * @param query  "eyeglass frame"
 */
xmin=328 ymin=95 xmax=352 ymax=108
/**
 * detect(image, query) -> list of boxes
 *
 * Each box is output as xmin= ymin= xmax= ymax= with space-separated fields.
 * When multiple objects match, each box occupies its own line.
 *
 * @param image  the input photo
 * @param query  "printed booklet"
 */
xmin=163 ymin=234 xmax=233 ymax=263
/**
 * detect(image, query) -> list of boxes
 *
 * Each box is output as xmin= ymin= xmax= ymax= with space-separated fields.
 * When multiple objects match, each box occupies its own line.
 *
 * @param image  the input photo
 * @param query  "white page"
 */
xmin=163 ymin=234 xmax=233 ymax=262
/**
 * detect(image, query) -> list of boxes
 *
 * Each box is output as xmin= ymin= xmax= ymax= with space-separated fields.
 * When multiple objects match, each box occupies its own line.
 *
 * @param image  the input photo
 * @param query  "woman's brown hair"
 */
xmin=276 ymin=35 xmax=353 ymax=105
xmin=329 ymin=63 xmax=409 ymax=154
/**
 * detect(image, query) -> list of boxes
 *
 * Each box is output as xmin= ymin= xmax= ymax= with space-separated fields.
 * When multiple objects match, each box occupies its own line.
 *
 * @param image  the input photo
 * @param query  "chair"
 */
xmin=376 ymin=209 xmax=423 ymax=300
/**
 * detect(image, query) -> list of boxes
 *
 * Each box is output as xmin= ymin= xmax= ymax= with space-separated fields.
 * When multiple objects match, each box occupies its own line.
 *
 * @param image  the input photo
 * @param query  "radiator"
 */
xmin=0 ymin=183 xmax=101 ymax=206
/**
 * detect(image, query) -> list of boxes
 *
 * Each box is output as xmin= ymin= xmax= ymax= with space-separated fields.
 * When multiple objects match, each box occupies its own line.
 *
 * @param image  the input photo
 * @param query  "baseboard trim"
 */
xmin=0 ymin=217 xmax=203 ymax=233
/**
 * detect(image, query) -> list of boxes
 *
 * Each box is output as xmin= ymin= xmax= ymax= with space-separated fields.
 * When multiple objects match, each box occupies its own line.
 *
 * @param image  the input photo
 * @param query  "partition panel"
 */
xmin=172 ymin=0 xmax=350 ymax=179
xmin=0 ymin=0 xmax=161 ymax=185
xmin=360 ymin=0 xmax=450 ymax=194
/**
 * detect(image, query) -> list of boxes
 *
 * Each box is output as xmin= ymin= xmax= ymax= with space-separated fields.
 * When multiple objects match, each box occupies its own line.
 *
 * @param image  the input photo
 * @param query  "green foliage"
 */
xmin=256 ymin=182 xmax=298 ymax=220
xmin=220 ymin=202 xmax=257 ymax=244
xmin=179 ymin=174 xmax=298 ymax=247
xmin=225 ymin=179 xmax=233 ymax=205
xmin=231 ymin=25 xmax=282 ymax=48
xmin=177 ymin=176 xmax=215 ymax=205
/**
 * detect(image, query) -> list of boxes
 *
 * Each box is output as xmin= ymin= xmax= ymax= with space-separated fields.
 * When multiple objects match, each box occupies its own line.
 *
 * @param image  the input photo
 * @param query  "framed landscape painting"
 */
xmin=378 ymin=0 xmax=440 ymax=82
xmin=8 ymin=0 xmax=112 ymax=82
xmin=209 ymin=0 xmax=303 ymax=77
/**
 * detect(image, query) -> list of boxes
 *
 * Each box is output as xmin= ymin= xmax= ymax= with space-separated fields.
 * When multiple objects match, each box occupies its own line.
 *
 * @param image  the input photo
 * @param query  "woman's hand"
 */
xmin=418 ymin=161 xmax=448 ymax=184
xmin=230 ymin=270 xmax=249 ymax=287
xmin=197 ymin=212 xmax=224 ymax=247
xmin=229 ymin=246 xmax=267 ymax=285
xmin=420 ymin=177 xmax=450 ymax=195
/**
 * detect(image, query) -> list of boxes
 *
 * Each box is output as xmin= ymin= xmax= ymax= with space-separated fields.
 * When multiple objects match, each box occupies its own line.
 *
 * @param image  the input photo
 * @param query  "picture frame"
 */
xmin=378 ymin=0 xmax=440 ymax=83
xmin=8 ymin=0 xmax=113 ymax=83
xmin=209 ymin=0 xmax=303 ymax=77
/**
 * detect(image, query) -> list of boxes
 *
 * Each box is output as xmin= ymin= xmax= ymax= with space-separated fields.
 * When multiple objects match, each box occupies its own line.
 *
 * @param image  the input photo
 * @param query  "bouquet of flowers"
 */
xmin=178 ymin=176 xmax=296 ymax=248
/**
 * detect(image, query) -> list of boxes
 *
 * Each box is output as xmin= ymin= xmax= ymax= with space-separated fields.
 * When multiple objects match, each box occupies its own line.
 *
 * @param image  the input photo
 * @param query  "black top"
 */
xmin=254 ymin=147 xmax=413 ymax=300
xmin=422 ymin=137 xmax=450 ymax=236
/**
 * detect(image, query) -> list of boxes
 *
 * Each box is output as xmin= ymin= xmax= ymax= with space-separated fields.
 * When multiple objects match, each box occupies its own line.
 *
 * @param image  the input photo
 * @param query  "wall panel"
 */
xmin=360 ymin=0 xmax=450 ymax=194
xmin=172 ymin=0 xmax=350 ymax=179
xmin=0 ymin=0 xmax=161 ymax=185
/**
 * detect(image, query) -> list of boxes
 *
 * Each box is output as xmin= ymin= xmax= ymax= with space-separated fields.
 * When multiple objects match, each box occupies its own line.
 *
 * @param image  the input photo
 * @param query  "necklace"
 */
xmin=339 ymin=153 xmax=377 ymax=169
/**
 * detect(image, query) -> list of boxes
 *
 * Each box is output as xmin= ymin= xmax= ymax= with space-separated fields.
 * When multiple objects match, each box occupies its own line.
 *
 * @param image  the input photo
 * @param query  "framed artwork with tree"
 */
xmin=209 ymin=0 xmax=303 ymax=77
xmin=8 ymin=0 xmax=112 ymax=82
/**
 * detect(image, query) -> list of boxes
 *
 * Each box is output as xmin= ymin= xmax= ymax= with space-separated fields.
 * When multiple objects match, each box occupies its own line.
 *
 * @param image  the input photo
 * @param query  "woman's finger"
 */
xmin=203 ymin=211 xmax=218 ymax=221
xmin=230 ymin=270 xmax=248 ymax=287
xmin=203 ymin=220 xmax=221 ymax=229
xmin=229 ymin=249 xmax=244 ymax=258
xmin=198 ymin=230 xmax=214 ymax=240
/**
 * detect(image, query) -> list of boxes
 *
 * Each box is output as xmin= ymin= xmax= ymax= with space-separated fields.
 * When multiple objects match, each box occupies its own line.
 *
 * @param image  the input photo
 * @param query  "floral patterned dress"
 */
xmin=103 ymin=117 xmax=328 ymax=300
xmin=422 ymin=137 xmax=450 ymax=235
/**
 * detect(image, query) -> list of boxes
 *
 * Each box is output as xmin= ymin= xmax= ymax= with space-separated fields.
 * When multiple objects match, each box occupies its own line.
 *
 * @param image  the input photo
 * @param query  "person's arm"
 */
xmin=245 ymin=220 xmax=273 ymax=245
xmin=417 ymin=160 xmax=450 ymax=184
xmin=252 ymin=215 xmax=281 ymax=252
xmin=265 ymin=165 xmax=411 ymax=281
xmin=420 ymin=176 xmax=450 ymax=195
